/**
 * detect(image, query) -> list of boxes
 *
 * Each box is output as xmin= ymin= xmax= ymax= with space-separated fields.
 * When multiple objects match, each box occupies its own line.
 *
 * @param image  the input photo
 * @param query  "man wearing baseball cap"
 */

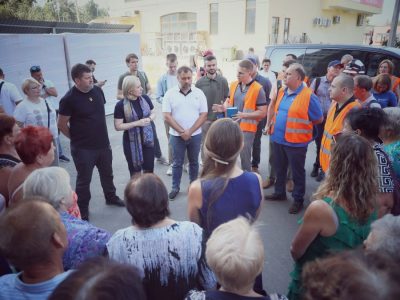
xmin=309 ymin=60 xmax=343 ymax=181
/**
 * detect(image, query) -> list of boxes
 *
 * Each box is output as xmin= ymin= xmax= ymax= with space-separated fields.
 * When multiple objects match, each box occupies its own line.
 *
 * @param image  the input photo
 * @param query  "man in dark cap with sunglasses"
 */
xmin=30 ymin=65 xmax=70 ymax=162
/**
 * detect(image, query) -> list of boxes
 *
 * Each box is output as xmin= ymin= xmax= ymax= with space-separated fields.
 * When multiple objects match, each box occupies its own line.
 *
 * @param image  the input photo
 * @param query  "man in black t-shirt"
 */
xmin=58 ymin=64 xmax=124 ymax=221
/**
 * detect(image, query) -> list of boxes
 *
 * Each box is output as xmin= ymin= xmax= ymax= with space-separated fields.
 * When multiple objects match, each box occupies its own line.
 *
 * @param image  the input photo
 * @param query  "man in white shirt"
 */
xmin=0 ymin=68 xmax=22 ymax=115
xmin=259 ymin=58 xmax=277 ymax=88
xmin=162 ymin=66 xmax=208 ymax=199
xmin=156 ymin=53 xmax=179 ymax=174
xmin=30 ymin=65 xmax=70 ymax=162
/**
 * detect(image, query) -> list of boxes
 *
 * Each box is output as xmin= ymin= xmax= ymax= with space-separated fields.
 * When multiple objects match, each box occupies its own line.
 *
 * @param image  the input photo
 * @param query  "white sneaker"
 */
xmin=166 ymin=166 xmax=172 ymax=176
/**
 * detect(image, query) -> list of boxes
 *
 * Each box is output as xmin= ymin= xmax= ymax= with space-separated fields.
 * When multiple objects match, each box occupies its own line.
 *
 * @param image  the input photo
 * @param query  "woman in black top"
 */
xmin=114 ymin=75 xmax=155 ymax=176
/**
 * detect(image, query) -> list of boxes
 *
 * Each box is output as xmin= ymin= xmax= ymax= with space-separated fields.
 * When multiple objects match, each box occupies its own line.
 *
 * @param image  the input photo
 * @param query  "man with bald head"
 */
xmin=0 ymin=199 xmax=72 ymax=299
xmin=320 ymin=74 xmax=361 ymax=174
xmin=265 ymin=63 xmax=323 ymax=214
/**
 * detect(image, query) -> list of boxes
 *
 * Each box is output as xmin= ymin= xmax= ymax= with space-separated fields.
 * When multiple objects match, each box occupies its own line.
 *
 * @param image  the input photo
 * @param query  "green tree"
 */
xmin=0 ymin=0 xmax=108 ymax=23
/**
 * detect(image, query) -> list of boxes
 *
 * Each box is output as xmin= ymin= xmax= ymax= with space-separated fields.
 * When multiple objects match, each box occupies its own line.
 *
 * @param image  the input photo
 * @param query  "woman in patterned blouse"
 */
xmin=22 ymin=166 xmax=111 ymax=270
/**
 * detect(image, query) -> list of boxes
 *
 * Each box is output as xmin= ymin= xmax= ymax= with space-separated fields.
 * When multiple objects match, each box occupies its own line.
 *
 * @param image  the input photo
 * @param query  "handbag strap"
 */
xmin=44 ymin=99 xmax=51 ymax=129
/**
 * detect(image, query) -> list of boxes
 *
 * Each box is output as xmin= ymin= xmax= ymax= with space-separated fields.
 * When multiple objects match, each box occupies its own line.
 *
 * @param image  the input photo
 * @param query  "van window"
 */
xmin=303 ymin=48 xmax=368 ymax=79
xmin=267 ymin=48 xmax=306 ymax=73
xmin=365 ymin=53 xmax=400 ymax=77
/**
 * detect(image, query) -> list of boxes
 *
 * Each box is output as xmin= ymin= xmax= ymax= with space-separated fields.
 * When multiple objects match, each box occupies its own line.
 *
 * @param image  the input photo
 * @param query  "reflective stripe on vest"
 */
xmin=229 ymin=81 xmax=262 ymax=133
xmin=271 ymin=86 xmax=314 ymax=143
xmin=320 ymin=101 xmax=361 ymax=172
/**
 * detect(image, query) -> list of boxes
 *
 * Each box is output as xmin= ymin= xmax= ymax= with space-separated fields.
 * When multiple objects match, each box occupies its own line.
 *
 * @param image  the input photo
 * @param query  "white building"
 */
xmin=100 ymin=0 xmax=383 ymax=58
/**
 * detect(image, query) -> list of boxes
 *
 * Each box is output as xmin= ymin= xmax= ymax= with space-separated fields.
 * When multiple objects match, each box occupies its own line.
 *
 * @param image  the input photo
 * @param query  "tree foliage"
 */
xmin=0 ymin=0 xmax=108 ymax=23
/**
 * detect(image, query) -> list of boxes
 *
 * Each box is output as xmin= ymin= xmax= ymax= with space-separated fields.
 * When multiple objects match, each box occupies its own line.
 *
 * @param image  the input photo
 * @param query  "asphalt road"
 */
xmin=60 ymin=101 xmax=322 ymax=296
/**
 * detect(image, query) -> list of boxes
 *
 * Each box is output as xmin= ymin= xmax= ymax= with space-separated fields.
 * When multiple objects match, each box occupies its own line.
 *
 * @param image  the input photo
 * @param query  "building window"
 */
xmin=245 ymin=0 xmax=256 ymax=34
xmin=160 ymin=12 xmax=197 ymax=54
xmin=210 ymin=3 xmax=218 ymax=35
xmin=357 ymin=14 xmax=365 ymax=26
xmin=271 ymin=16 xmax=279 ymax=44
xmin=283 ymin=18 xmax=290 ymax=43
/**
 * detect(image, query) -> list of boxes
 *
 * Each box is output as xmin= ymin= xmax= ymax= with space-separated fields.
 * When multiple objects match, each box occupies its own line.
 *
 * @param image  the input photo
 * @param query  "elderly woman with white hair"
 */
xmin=13 ymin=78 xmax=59 ymax=165
xmin=114 ymin=75 xmax=155 ymax=176
xmin=23 ymin=166 xmax=111 ymax=270
xmin=364 ymin=214 xmax=400 ymax=261
xmin=186 ymin=217 xmax=287 ymax=300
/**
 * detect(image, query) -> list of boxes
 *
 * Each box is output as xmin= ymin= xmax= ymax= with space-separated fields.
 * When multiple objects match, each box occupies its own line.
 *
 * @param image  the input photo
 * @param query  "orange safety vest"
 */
xmin=391 ymin=75 xmax=400 ymax=92
xmin=320 ymin=100 xmax=361 ymax=172
xmin=271 ymin=86 xmax=314 ymax=143
xmin=228 ymin=81 xmax=262 ymax=133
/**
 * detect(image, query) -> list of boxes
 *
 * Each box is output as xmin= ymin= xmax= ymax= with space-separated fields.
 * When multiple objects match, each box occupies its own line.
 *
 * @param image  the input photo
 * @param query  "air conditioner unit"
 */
xmin=333 ymin=16 xmax=341 ymax=24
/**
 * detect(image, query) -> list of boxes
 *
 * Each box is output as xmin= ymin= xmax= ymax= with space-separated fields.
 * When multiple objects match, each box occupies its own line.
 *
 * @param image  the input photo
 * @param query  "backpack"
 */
xmin=313 ymin=77 xmax=321 ymax=95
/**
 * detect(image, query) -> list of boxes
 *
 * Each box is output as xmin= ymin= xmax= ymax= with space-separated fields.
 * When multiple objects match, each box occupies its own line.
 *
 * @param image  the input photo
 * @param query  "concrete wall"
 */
xmin=0 ymin=33 xmax=141 ymax=114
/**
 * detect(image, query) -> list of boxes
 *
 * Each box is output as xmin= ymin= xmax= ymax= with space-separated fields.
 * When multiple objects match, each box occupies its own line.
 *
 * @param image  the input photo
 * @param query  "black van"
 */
xmin=264 ymin=44 xmax=400 ymax=80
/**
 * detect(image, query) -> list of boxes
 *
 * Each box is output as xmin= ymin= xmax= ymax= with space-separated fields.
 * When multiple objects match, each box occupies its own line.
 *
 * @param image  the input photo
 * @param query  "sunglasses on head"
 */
xmin=30 ymin=65 xmax=41 ymax=72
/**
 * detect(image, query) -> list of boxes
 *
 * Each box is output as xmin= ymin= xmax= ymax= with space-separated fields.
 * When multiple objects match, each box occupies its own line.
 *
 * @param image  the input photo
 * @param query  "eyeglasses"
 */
xmin=30 ymin=65 xmax=41 ymax=72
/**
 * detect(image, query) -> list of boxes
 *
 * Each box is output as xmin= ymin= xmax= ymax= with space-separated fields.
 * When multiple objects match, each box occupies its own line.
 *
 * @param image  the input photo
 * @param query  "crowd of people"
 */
xmin=0 ymin=48 xmax=400 ymax=300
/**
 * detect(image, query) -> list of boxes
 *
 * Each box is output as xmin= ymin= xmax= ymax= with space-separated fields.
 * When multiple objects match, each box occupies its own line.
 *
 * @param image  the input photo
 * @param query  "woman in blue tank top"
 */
xmin=188 ymin=118 xmax=265 ymax=295
xmin=188 ymin=118 xmax=263 ymax=238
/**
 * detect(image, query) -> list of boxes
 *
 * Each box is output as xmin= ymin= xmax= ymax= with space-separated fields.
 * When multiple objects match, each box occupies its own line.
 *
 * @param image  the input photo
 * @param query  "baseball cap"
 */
xmin=202 ymin=49 xmax=214 ymax=57
xmin=30 ymin=65 xmax=41 ymax=73
xmin=245 ymin=55 xmax=258 ymax=66
xmin=328 ymin=60 xmax=344 ymax=68
xmin=343 ymin=59 xmax=365 ymax=75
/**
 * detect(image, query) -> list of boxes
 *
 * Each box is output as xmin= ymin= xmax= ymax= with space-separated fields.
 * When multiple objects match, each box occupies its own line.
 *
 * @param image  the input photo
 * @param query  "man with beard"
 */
xmin=195 ymin=55 xmax=229 ymax=162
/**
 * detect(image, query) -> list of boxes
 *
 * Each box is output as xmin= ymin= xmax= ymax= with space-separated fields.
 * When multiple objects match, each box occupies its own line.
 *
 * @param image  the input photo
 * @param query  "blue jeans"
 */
xmin=273 ymin=142 xmax=307 ymax=203
xmin=170 ymin=133 xmax=202 ymax=190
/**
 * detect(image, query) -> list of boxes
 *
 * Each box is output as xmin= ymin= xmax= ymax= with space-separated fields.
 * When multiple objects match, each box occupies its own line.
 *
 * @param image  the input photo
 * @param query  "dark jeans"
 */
xmin=71 ymin=145 xmax=118 ymax=214
xmin=170 ymin=133 xmax=202 ymax=190
xmin=123 ymin=140 xmax=154 ymax=176
xmin=313 ymin=118 xmax=326 ymax=168
xmin=252 ymin=117 xmax=267 ymax=167
xmin=151 ymin=121 xmax=162 ymax=159
xmin=273 ymin=142 xmax=307 ymax=203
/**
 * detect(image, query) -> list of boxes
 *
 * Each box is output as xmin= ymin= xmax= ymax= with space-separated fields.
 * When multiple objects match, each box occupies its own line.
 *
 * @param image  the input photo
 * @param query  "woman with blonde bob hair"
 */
xmin=287 ymin=133 xmax=378 ymax=300
xmin=114 ymin=75 xmax=155 ymax=176
xmin=14 ymin=78 xmax=59 ymax=165
xmin=186 ymin=217 xmax=287 ymax=300
xmin=23 ymin=166 xmax=111 ymax=270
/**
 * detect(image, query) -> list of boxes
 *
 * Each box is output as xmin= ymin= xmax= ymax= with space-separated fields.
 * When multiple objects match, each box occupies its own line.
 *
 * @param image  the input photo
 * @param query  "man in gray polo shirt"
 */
xmin=213 ymin=59 xmax=267 ymax=171
xmin=195 ymin=55 xmax=229 ymax=162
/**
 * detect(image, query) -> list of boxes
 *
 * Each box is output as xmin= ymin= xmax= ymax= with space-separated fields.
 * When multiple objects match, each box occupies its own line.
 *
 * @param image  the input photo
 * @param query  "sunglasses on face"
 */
xmin=30 ymin=65 xmax=41 ymax=72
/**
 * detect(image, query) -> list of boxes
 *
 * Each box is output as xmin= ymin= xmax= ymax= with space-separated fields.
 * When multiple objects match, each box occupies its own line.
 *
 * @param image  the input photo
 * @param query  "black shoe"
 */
xmin=316 ymin=169 xmax=325 ymax=182
xmin=80 ymin=211 xmax=89 ymax=221
xmin=168 ymin=189 xmax=179 ymax=200
xmin=59 ymin=155 xmax=70 ymax=162
xmin=289 ymin=202 xmax=303 ymax=214
xmin=265 ymin=193 xmax=287 ymax=201
xmin=106 ymin=197 xmax=125 ymax=207
xmin=310 ymin=165 xmax=319 ymax=177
